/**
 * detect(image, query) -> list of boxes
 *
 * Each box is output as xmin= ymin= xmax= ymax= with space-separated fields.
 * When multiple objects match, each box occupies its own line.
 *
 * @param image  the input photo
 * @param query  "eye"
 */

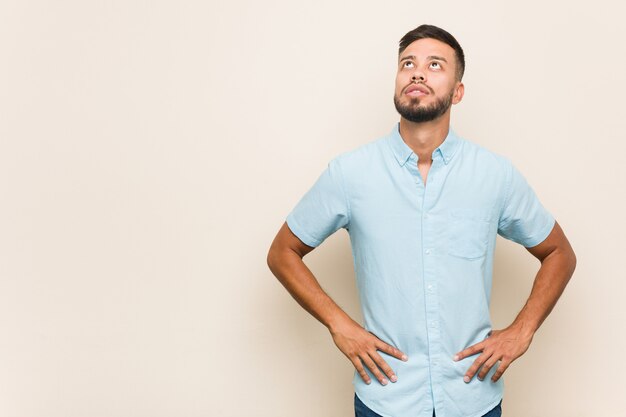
xmin=403 ymin=61 xmax=414 ymax=68
xmin=430 ymin=61 xmax=441 ymax=69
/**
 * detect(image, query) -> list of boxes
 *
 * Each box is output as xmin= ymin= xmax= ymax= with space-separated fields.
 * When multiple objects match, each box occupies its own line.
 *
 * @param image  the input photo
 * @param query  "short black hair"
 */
xmin=398 ymin=24 xmax=465 ymax=81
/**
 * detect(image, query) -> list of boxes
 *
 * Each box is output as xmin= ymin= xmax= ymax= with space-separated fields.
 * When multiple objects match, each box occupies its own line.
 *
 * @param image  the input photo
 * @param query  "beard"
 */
xmin=394 ymin=87 xmax=455 ymax=123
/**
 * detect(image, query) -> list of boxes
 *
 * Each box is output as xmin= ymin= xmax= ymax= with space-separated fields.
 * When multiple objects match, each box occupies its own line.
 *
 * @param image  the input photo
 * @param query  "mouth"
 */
xmin=404 ymin=84 xmax=431 ymax=96
xmin=405 ymin=90 xmax=428 ymax=97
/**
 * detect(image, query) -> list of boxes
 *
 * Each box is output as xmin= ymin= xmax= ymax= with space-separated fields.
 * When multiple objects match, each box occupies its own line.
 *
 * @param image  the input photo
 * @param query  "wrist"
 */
xmin=510 ymin=319 xmax=538 ymax=340
xmin=327 ymin=313 xmax=356 ymax=335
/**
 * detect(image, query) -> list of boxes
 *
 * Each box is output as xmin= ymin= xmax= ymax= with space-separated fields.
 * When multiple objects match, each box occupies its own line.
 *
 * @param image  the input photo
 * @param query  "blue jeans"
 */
xmin=354 ymin=393 xmax=503 ymax=417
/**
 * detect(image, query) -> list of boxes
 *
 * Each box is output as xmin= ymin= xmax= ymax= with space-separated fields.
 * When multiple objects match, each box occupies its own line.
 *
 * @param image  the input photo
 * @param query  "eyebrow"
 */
xmin=399 ymin=55 xmax=448 ymax=63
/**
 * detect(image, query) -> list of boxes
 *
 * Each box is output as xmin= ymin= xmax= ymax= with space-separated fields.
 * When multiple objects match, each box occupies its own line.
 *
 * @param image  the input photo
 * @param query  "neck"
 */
xmin=398 ymin=111 xmax=451 ymax=163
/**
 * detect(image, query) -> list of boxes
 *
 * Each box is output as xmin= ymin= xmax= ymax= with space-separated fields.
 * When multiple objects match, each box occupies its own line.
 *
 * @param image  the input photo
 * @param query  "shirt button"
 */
xmin=427 ymin=284 xmax=433 ymax=290
xmin=425 ymin=249 xmax=431 ymax=255
xmin=424 ymin=213 xmax=429 ymax=219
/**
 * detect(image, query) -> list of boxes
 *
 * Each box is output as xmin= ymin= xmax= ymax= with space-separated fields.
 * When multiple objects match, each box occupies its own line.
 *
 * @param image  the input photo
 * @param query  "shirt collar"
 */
xmin=387 ymin=122 xmax=461 ymax=166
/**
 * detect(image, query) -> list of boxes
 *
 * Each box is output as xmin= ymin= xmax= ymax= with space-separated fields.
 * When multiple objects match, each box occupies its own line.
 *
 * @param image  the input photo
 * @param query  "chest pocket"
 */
xmin=447 ymin=208 xmax=492 ymax=260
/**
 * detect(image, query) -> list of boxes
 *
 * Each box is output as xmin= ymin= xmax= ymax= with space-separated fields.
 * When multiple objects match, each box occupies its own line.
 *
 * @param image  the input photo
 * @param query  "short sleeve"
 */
xmin=285 ymin=158 xmax=351 ymax=248
xmin=498 ymin=160 xmax=556 ymax=248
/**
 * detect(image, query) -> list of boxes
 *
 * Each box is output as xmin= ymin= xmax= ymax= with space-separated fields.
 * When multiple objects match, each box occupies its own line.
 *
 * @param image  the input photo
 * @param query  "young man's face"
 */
xmin=394 ymin=37 xmax=464 ymax=123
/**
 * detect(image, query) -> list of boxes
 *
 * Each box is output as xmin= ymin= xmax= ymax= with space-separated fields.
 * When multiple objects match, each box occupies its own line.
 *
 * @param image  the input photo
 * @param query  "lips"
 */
xmin=405 ymin=84 xmax=430 ymax=95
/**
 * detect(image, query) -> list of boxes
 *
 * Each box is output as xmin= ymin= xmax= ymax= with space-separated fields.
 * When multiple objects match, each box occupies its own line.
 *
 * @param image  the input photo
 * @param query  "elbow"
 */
xmin=266 ymin=242 xmax=287 ymax=275
xmin=570 ymin=250 xmax=577 ymax=274
xmin=266 ymin=246 xmax=278 ymax=272
xmin=564 ymin=246 xmax=577 ymax=277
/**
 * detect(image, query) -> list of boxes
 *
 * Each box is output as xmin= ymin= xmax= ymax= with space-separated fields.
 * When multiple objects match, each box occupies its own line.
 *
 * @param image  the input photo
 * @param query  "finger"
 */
xmin=464 ymin=352 xmax=490 ymax=383
xmin=477 ymin=354 xmax=499 ymax=380
xmin=491 ymin=359 xmax=511 ymax=382
xmin=376 ymin=340 xmax=408 ymax=362
xmin=454 ymin=340 xmax=485 ymax=362
xmin=360 ymin=352 xmax=389 ymax=385
xmin=349 ymin=355 xmax=372 ymax=385
xmin=369 ymin=350 xmax=398 ymax=383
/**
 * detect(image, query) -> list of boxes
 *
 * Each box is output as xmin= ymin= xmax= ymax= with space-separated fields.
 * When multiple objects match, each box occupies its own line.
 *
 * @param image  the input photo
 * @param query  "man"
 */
xmin=267 ymin=24 xmax=576 ymax=417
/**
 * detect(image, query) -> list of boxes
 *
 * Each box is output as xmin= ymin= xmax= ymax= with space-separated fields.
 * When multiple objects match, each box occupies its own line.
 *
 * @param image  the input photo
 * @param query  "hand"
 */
xmin=453 ymin=324 xmax=534 ymax=383
xmin=329 ymin=319 xmax=408 ymax=386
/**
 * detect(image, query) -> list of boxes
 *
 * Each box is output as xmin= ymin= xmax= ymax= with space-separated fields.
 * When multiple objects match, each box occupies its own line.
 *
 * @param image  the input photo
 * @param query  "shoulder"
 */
xmin=330 ymin=132 xmax=389 ymax=170
xmin=458 ymin=135 xmax=513 ymax=174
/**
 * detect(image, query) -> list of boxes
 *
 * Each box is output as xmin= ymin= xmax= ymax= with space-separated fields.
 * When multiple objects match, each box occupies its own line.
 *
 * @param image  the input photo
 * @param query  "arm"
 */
xmin=267 ymin=221 xmax=408 ymax=385
xmin=266 ymin=221 xmax=352 ymax=332
xmin=453 ymin=220 xmax=577 ymax=382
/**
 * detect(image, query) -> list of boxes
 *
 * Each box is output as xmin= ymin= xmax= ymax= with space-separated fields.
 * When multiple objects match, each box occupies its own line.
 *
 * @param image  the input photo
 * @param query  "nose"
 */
xmin=411 ymin=65 xmax=426 ymax=83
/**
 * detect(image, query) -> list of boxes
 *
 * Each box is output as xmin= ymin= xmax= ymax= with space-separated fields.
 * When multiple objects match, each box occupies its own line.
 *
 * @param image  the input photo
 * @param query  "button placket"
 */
xmin=420 ymin=158 xmax=447 ymax=415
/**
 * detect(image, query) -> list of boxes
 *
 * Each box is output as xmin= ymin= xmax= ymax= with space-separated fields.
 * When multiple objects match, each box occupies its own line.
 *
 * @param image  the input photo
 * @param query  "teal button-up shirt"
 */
xmin=285 ymin=122 xmax=555 ymax=417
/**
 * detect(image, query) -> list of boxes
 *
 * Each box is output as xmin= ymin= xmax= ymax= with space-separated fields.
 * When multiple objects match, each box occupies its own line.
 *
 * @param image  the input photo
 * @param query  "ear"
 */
xmin=452 ymin=82 xmax=464 ymax=104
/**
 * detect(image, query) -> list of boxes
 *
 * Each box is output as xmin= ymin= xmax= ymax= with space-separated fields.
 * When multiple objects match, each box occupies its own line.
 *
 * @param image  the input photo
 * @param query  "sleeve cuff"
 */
xmin=522 ymin=215 xmax=556 ymax=248
xmin=286 ymin=214 xmax=322 ymax=248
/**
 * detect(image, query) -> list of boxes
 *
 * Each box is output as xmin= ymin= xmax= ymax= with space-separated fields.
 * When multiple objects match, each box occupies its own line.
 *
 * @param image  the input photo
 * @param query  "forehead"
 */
xmin=399 ymin=38 xmax=455 ymax=61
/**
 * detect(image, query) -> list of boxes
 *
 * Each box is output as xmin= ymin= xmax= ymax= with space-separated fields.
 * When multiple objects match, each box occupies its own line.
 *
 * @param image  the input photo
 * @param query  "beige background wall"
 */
xmin=0 ymin=0 xmax=624 ymax=416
